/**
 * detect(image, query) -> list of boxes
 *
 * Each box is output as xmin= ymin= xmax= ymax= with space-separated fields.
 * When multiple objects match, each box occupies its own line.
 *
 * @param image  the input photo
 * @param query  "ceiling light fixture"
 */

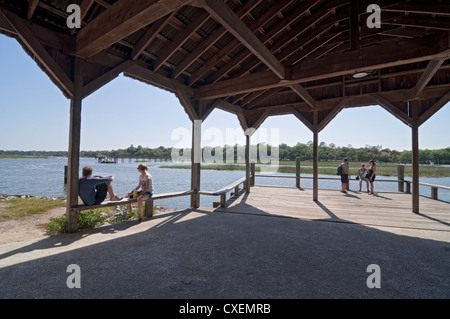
xmin=352 ymin=71 xmax=370 ymax=79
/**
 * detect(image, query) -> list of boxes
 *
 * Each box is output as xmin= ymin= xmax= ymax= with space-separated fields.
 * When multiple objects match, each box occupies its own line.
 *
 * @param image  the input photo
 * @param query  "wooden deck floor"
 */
xmin=213 ymin=185 xmax=450 ymax=242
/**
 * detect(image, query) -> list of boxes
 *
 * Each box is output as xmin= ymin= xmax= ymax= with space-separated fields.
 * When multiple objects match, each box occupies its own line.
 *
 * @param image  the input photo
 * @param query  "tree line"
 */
xmin=2 ymin=143 xmax=450 ymax=164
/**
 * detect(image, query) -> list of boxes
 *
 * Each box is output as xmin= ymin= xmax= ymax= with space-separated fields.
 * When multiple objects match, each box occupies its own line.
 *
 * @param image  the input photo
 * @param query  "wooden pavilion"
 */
xmin=0 ymin=0 xmax=449 ymax=233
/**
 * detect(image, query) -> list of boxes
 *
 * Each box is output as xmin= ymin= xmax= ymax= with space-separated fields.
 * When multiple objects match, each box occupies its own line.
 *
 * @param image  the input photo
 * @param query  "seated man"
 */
xmin=79 ymin=166 xmax=122 ymax=206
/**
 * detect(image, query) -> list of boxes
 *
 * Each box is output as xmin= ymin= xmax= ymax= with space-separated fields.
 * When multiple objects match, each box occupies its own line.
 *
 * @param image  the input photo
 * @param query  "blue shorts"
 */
xmin=341 ymin=174 xmax=349 ymax=184
xmin=136 ymin=191 xmax=152 ymax=198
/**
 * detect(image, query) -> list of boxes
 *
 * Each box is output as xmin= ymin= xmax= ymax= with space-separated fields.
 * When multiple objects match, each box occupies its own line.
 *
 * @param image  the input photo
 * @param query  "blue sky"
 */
xmin=1 ymin=35 xmax=449 ymax=152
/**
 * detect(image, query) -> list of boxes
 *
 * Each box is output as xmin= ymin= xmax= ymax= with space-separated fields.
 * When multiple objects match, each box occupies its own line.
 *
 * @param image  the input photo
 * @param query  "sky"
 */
xmin=0 ymin=35 xmax=449 ymax=152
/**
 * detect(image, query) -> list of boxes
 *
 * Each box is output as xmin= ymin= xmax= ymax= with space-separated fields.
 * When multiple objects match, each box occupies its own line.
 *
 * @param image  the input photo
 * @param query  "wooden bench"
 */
xmin=198 ymin=177 xmax=247 ymax=207
xmin=74 ymin=190 xmax=194 ymax=218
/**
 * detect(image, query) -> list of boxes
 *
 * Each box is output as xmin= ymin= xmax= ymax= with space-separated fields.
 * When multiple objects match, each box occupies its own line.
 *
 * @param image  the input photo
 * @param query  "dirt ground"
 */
xmin=0 ymin=206 xmax=66 ymax=245
xmin=0 ymin=205 xmax=174 ymax=245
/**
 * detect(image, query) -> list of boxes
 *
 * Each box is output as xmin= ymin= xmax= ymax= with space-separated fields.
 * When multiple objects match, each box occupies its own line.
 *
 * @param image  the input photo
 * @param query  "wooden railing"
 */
xmin=252 ymin=161 xmax=450 ymax=202
xmin=198 ymin=176 xmax=247 ymax=207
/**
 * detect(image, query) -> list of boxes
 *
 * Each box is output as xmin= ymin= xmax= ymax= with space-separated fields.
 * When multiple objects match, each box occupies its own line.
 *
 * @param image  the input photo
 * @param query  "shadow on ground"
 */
xmin=0 ymin=199 xmax=449 ymax=299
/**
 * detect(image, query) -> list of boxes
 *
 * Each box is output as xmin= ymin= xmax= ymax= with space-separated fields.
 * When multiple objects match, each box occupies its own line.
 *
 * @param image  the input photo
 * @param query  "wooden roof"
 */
xmin=1 ymin=0 xmax=449 ymax=131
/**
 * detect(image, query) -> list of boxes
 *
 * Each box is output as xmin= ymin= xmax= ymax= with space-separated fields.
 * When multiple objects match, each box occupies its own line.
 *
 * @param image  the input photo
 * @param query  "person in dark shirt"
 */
xmin=79 ymin=166 xmax=122 ymax=206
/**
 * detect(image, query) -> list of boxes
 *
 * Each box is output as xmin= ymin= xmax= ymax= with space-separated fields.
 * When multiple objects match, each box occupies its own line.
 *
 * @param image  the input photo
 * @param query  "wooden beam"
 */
xmin=349 ymin=0 xmax=360 ymax=50
xmin=131 ymin=13 xmax=173 ymax=61
xmin=76 ymin=0 xmax=189 ymax=57
xmin=124 ymin=63 xmax=188 ymax=94
xmin=292 ymin=108 xmax=313 ymax=132
xmin=66 ymin=57 xmax=84 ymax=233
xmin=318 ymin=98 xmax=349 ymax=132
xmin=290 ymin=84 xmax=316 ymax=109
xmin=410 ymin=100 xmax=420 ymax=214
xmin=173 ymin=0 xmax=260 ymax=79
xmin=173 ymin=80 xmax=199 ymax=122
xmin=0 ymin=8 xmax=74 ymax=97
xmin=27 ymin=0 xmax=39 ymax=20
xmin=413 ymin=58 xmax=446 ymax=97
xmin=82 ymin=60 xmax=133 ymax=98
xmin=202 ymin=0 xmax=286 ymax=79
xmin=153 ymin=10 xmax=209 ymax=71
xmin=370 ymin=94 xmax=411 ymax=126
xmin=418 ymin=90 xmax=450 ymax=126
xmin=80 ymin=0 xmax=96 ymax=21
xmin=196 ymin=33 xmax=450 ymax=100
xmin=312 ymin=111 xmax=319 ymax=202
xmin=245 ymin=134 xmax=251 ymax=193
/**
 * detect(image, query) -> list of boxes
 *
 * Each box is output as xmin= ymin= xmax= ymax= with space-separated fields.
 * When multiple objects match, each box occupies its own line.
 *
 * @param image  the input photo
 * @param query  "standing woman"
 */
xmin=127 ymin=164 xmax=154 ymax=223
xmin=367 ymin=160 xmax=376 ymax=195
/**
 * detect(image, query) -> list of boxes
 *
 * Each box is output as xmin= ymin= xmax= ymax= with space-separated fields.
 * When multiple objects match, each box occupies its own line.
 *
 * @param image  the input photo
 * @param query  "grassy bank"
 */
xmin=160 ymin=162 xmax=450 ymax=177
xmin=0 ymin=198 xmax=66 ymax=222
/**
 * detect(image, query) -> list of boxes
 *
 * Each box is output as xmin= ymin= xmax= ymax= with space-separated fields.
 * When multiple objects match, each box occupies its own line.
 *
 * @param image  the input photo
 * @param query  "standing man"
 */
xmin=79 ymin=166 xmax=122 ymax=206
xmin=339 ymin=157 xmax=351 ymax=194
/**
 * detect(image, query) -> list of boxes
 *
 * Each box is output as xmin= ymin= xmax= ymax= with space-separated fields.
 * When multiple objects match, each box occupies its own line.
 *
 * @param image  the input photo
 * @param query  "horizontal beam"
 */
xmin=195 ymin=32 xmax=450 ymax=100
xmin=76 ymin=0 xmax=189 ymax=57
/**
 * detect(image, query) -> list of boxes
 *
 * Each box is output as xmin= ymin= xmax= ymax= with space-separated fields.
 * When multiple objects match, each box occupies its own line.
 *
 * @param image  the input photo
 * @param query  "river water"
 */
xmin=0 ymin=157 xmax=449 ymax=209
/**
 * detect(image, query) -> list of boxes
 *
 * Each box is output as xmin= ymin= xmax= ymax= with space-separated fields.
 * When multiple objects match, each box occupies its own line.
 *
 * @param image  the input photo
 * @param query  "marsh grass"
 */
xmin=160 ymin=161 xmax=450 ymax=177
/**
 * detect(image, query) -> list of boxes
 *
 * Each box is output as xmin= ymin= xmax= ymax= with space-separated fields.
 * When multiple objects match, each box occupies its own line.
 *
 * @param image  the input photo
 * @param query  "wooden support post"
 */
xmin=296 ymin=157 xmax=301 ymax=188
xmin=397 ymin=165 xmax=405 ymax=192
xmin=145 ymin=199 xmax=154 ymax=218
xmin=191 ymin=120 xmax=201 ymax=208
xmin=313 ymin=112 xmax=319 ymax=201
xmin=245 ymin=134 xmax=251 ymax=193
xmin=250 ymin=162 xmax=255 ymax=186
xmin=411 ymin=101 xmax=420 ymax=214
xmin=220 ymin=193 xmax=226 ymax=207
xmin=66 ymin=57 xmax=84 ymax=233
xmin=405 ymin=181 xmax=411 ymax=194
xmin=431 ymin=187 xmax=438 ymax=200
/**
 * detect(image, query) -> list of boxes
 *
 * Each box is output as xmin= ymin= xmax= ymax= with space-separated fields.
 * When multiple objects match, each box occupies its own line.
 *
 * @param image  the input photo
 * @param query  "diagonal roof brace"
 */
xmin=201 ymin=0 xmax=286 ymax=80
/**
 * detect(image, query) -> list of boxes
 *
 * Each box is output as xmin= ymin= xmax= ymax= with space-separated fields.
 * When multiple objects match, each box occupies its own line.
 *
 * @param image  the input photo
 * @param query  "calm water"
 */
xmin=0 ymin=157 xmax=449 ymax=209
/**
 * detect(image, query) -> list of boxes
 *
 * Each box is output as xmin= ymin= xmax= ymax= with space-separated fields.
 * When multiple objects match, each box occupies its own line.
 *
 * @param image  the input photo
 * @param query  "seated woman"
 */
xmin=358 ymin=163 xmax=370 ymax=193
xmin=126 ymin=164 xmax=154 ymax=223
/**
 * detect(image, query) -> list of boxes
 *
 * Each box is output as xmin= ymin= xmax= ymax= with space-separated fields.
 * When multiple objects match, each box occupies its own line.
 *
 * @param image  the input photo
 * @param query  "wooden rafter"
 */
xmin=413 ymin=58 xmax=446 ymax=98
xmin=27 ymin=0 xmax=39 ymax=20
xmin=153 ymin=10 xmax=210 ymax=72
xmin=173 ymin=0 xmax=260 ymax=79
xmin=76 ymin=0 xmax=190 ymax=57
xmin=202 ymin=0 xmax=285 ymax=79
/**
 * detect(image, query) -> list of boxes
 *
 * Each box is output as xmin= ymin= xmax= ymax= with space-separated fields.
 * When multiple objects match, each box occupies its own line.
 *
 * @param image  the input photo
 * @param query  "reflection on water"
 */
xmin=0 ymin=157 xmax=449 ymax=209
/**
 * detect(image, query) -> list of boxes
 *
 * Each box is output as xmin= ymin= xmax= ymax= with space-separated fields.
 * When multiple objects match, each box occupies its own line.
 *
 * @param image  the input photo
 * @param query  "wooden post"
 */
xmin=191 ymin=120 xmax=201 ymax=208
xmin=220 ymin=193 xmax=226 ymax=207
xmin=66 ymin=57 xmax=84 ymax=233
xmin=313 ymin=111 xmax=319 ymax=201
xmin=145 ymin=199 xmax=154 ymax=218
xmin=296 ymin=157 xmax=301 ymax=188
xmin=250 ymin=162 xmax=255 ymax=186
xmin=397 ymin=165 xmax=405 ymax=192
xmin=431 ymin=187 xmax=438 ymax=200
xmin=245 ymin=134 xmax=251 ymax=193
xmin=64 ymin=165 xmax=68 ymax=184
xmin=411 ymin=101 xmax=420 ymax=214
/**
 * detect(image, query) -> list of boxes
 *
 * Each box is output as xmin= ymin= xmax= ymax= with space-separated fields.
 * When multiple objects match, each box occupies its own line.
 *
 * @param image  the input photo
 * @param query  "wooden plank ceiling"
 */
xmin=0 ymin=0 xmax=449 ymax=131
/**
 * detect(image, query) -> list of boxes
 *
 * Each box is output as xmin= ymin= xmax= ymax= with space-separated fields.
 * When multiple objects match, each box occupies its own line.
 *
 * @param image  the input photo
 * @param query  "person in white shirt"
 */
xmin=126 ymin=163 xmax=154 ymax=223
